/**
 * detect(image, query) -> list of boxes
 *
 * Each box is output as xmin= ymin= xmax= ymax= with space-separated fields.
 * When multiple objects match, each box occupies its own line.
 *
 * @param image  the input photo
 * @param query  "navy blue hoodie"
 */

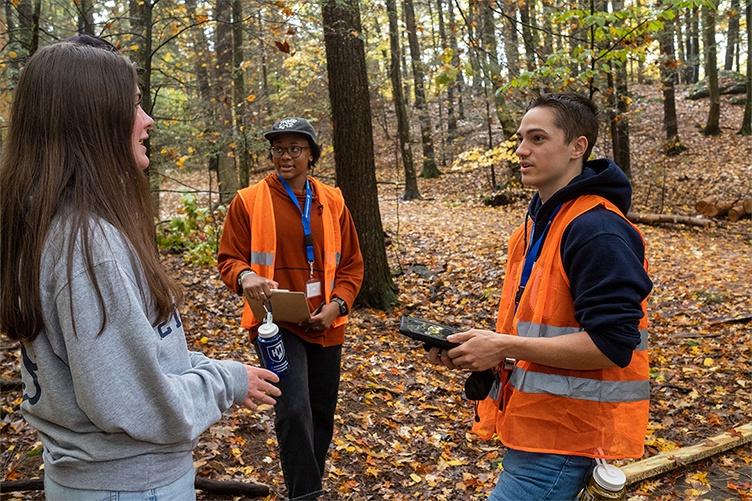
xmin=525 ymin=159 xmax=653 ymax=368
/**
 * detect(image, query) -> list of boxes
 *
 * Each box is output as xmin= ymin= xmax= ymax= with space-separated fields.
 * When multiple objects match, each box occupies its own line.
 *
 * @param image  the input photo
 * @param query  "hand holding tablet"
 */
xmin=398 ymin=316 xmax=459 ymax=350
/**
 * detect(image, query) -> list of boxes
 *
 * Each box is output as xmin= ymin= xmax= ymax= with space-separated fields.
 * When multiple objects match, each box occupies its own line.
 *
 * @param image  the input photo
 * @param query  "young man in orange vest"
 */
xmin=428 ymin=93 xmax=652 ymax=499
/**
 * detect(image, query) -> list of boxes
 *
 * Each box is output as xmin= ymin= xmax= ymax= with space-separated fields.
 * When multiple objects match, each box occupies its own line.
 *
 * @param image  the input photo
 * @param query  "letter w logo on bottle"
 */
xmin=270 ymin=342 xmax=285 ymax=363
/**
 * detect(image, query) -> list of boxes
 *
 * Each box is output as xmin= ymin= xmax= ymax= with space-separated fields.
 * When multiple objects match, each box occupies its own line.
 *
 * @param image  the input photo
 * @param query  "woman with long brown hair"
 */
xmin=0 ymin=41 xmax=280 ymax=500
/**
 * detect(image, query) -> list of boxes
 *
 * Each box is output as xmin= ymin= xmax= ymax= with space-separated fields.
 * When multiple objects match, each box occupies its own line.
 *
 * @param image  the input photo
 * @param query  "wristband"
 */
xmin=331 ymin=297 xmax=348 ymax=316
xmin=237 ymin=269 xmax=255 ymax=288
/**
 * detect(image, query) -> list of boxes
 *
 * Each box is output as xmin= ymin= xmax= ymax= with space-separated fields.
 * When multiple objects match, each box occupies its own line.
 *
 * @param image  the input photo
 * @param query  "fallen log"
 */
xmin=0 ymin=378 xmax=23 ymax=392
xmin=0 ymin=476 xmax=270 ymax=497
xmin=694 ymin=197 xmax=717 ymax=217
xmin=728 ymin=199 xmax=752 ymax=221
xmin=194 ymin=477 xmax=269 ymax=497
xmin=0 ymin=478 xmax=43 ymax=492
xmin=728 ymin=204 xmax=747 ymax=222
xmin=627 ymin=212 xmax=711 ymax=227
xmin=694 ymin=197 xmax=737 ymax=218
xmin=709 ymin=313 xmax=752 ymax=325
xmin=623 ymin=422 xmax=752 ymax=485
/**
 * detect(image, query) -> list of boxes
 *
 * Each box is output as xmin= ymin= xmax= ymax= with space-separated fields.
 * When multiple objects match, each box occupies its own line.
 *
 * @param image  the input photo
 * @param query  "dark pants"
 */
xmin=255 ymin=328 xmax=342 ymax=500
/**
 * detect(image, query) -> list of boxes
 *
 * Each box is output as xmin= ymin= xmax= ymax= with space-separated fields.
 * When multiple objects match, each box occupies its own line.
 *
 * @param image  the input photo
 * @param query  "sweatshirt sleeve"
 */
xmin=331 ymin=205 xmax=364 ymax=310
xmin=561 ymin=208 xmax=653 ymax=368
xmin=217 ymin=194 xmax=253 ymax=296
xmin=56 ymin=259 xmax=248 ymax=445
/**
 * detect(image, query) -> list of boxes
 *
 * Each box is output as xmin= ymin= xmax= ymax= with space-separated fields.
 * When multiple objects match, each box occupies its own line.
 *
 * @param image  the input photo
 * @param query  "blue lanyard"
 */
xmin=514 ymin=204 xmax=561 ymax=309
xmin=278 ymin=176 xmax=315 ymax=267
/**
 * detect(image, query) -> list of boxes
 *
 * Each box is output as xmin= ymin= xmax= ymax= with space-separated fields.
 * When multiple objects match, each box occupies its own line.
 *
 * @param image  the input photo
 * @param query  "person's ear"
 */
xmin=571 ymin=136 xmax=588 ymax=160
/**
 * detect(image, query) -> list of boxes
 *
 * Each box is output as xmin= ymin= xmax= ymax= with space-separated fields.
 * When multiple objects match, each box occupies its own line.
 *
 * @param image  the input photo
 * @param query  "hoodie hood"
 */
xmin=527 ymin=158 xmax=633 ymax=226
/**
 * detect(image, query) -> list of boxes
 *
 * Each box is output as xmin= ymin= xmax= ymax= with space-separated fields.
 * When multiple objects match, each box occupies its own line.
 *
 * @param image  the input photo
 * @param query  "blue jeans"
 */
xmin=489 ymin=449 xmax=595 ymax=501
xmin=43 ymin=467 xmax=196 ymax=501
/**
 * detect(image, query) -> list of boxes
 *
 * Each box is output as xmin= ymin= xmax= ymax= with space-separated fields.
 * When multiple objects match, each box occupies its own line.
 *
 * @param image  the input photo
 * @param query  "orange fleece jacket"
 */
xmin=218 ymin=174 xmax=364 ymax=346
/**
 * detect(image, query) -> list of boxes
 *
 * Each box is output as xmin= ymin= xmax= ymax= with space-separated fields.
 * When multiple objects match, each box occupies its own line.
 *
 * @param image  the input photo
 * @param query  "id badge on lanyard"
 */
xmin=279 ymin=176 xmax=322 ymax=299
xmin=306 ymin=263 xmax=321 ymax=299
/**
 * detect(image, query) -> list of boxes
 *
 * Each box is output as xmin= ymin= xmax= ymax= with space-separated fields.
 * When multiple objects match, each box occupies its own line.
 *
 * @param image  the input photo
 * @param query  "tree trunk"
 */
xmin=436 ymin=0 xmax=457 ymax=152
xmin=674 ymin=11 xmax=687 ymax=83
xmin=256 ymin=10 xmax=272 ymax=118
xmin=633 ymin=0 xmax=645 ymax=83
xmin=480 ymin=1 xmax=516 ymax=138
xmin=29 ymin=0 xmax=40 ymax=56
xmin=540 ymin=3 xmax=553 ymax=74
xmin=658 ymin=8 xmax=685 ymax=154
xmin=426 ymin=0 xmax=447 ymax=167
xmin=568 ymin=5 xmax=581 ymax=78
xmin=186 ymin=0 xmax=213 ymax=104
xmin=4 ymin=1 xmax=21 ymax=86
xmin=129 ymin=0 xmax=158 ymax=217
xmin=607 ymin=65 xmax=631 ymax=177
xmin=185 ymin=0 xmax=217 ymax=177
xmin=702 ymin=3 xmax=721 ymax=136
xmin=446 ymin=0 xmax=465 ymax=119
xmin=466 ymin=1 xmax=484 ymax=94
xmin=724 ymin=0 xmax=740 ymax=71
xmin=215 ymin=0 xmax=239 ymax=203
xmin=399 ymin=6 xmax=411 ymax=107
xmin=322 ymin=0 xmax=397 ymax=310
xmin=403 ymin=0 xmax=439 ymax=178
xmin=386 ymin=0 xmax=420 ymax=199
xmin=77 ymin=0 xmax=95 ymax=35
xmin=502 ymin=0 xmax=519 ymax=78
xmin=689 ymin=7 xmax=700 ymax=83
xmin=16 ymin=0 xmax=33 ymax=55
xmin=518 ymin=1 xmax=537 ymax=72
xmin=607 ymin=0 xmax=630 ymax=177
xmin=739 ymin=1 xmax=751 ymax=135
xmin=232 ymin=0 xmax=250 ymax=187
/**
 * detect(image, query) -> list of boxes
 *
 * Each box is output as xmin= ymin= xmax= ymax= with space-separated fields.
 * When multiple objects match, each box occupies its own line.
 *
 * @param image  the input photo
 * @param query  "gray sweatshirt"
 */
xmin=19 ymin=215 xmax=249 ymax=490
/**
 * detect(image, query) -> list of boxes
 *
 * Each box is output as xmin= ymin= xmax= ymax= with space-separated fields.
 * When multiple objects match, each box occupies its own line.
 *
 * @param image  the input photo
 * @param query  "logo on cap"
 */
xmin=277 ymin=118 xmax=298 ymax=130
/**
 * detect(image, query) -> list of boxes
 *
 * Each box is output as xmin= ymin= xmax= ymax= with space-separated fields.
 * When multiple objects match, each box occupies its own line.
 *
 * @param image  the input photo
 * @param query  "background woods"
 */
xmin=1 ymin=0 xmax=751 ymax=499
xmin=2 ymin=0 xmax=750 ymax=220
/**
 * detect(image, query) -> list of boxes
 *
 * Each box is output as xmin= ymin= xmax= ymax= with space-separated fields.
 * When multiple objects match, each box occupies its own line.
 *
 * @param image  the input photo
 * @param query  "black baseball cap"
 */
xmin=263 ymin=117 xmax=317 ymax=143
xmin=263 ymin=117 xmax=320 ymax=163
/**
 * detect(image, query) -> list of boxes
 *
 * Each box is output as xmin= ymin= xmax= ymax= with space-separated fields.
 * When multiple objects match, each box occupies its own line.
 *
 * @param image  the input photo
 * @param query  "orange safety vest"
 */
xmin=472 ymin=195 xmax=650 ymax=459
xmin=236 ymin=177 xmax=348 ymax=330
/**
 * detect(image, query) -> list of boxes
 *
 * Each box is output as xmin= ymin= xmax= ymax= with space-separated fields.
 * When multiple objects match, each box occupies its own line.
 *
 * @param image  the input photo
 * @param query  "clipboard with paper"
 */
xmin=248 ymin=289 xmax=311 ymax=323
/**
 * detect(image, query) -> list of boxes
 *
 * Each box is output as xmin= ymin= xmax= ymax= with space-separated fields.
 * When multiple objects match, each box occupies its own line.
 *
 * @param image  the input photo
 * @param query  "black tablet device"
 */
xmin=398 ymin=316 xmax=459 ymax=350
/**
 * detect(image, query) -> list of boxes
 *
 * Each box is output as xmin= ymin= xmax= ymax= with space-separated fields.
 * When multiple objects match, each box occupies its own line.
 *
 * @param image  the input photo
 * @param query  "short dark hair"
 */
xmin=527 ymin=93 xmax=599 ymax=160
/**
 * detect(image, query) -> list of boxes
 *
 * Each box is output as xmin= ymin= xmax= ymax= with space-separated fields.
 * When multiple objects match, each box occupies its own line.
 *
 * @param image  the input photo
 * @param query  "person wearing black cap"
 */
xmin=218 ymin=117 xmax=364 ymax=500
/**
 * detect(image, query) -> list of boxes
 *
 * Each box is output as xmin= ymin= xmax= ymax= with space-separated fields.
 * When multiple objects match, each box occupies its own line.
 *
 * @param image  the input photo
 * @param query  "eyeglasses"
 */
xmin=270 ymin=146 xmax=308 ymax=158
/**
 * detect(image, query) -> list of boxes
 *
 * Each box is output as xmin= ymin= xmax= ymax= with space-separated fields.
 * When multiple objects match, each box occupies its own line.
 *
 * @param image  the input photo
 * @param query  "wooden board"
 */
xmin=622 ymin=422 xmax=752 ymax=485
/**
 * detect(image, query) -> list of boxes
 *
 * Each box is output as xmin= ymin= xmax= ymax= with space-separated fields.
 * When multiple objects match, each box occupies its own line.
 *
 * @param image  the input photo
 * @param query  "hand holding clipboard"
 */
xmin=248 ymin=289 xmax=312 ymax=324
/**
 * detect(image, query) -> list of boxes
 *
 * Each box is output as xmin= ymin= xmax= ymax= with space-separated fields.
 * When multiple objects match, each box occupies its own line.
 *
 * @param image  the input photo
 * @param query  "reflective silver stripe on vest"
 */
xmin=509 ymin=367 xmax=650 ymax=403
xmin=251 ymin=252 xmax=273 ymax=266
xmin=636 ymin=329 xmax=649 ymax=350
xmin=517 ymin=322 xmax=650 ymax=349
xmin=335 ymin=252 xmax=341 ymax=266
xmin=517 ymin=322 xmax=580 ymax=338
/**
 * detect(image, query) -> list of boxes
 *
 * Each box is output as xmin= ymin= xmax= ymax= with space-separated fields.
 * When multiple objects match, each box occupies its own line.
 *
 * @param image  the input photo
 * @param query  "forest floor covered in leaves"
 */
xmin=2 ymin=86 xmax=751 ymax=500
